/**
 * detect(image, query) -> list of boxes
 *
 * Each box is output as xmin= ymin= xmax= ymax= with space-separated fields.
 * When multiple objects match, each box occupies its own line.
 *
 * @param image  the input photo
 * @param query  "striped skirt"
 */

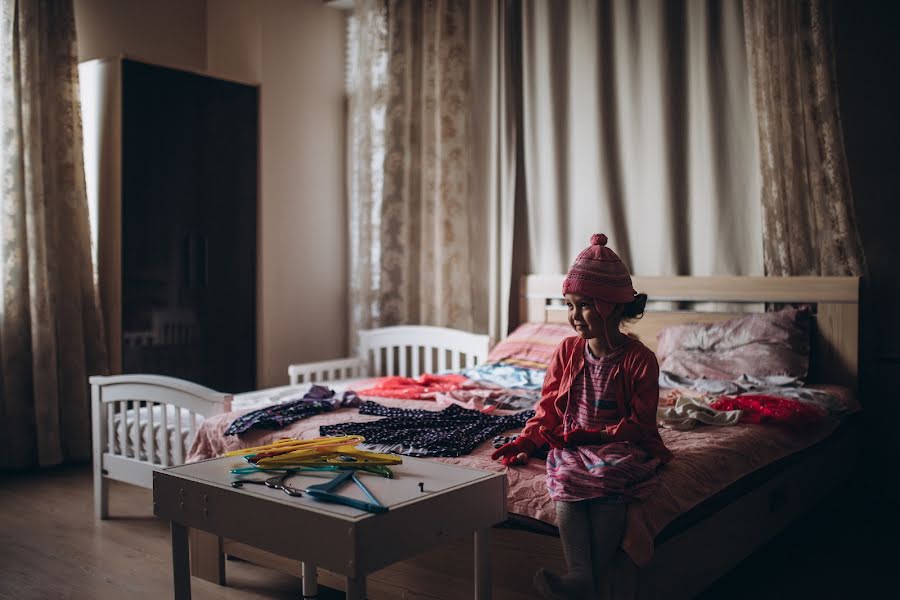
xmin=545 ymin=442 xmax=660 ymax=503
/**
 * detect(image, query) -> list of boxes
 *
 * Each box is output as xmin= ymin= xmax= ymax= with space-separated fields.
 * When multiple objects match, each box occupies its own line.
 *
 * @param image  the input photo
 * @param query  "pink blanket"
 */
xmin=187 ymin=386 xmax=856 ymax=566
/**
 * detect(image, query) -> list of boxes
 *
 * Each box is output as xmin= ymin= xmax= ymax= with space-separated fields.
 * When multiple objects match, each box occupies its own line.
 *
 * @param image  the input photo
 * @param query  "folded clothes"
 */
xmin=353 ymin=374 xmax=469 ymax=399
xmin=658 ymin=371 xmax=849 ymax=416
xmin=225 ymin=385 xmax=361 ymax=435
xmin=709 ymin=394 xmax=827 ymax=428
xmin=431 ymin=387 xmax=540 ymax=412
xmin=656 ymin=396 xmax=742 ymax=430
xmin=459 ymin=362 xmax=547 ymax=391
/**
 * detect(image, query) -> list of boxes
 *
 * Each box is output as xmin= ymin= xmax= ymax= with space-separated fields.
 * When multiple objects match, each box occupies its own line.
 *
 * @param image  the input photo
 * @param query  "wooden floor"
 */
xmin=0 ymin=464 xmax=896 ymax=599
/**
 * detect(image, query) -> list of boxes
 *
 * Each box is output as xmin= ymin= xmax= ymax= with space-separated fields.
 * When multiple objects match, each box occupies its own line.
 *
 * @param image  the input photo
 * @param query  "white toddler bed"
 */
xmin=90 ymin=326 xmax=490 ymax=520
xmin=90 ymin=374 xmax=233 ymax=519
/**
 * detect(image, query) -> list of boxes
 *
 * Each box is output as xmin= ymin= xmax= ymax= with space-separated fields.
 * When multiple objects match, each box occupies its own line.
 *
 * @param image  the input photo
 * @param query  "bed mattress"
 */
xmin=112 ymin=404 xmax=201 ymax=465
xmin=186 ymin=383 xmax=858 ymax=566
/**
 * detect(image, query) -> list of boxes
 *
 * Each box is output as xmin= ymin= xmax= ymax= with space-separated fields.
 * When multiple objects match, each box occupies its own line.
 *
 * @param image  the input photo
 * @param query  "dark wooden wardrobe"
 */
xmin=80 ymin=57 xmax=258 ymax=393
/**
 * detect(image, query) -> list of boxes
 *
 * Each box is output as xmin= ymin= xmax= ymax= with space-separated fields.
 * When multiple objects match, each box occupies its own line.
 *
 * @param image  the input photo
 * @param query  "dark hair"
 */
xmin=620 ymin=293 xmax=648 ymax=322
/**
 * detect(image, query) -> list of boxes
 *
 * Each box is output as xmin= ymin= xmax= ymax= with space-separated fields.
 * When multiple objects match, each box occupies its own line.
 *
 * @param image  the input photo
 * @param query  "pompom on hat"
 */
xmin=562 ymin=233 xmax=636 ymax=303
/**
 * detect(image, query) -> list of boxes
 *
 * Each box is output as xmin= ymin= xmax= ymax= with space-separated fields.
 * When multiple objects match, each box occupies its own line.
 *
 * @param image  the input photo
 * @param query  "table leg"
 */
xmin=171 ymin=521 xmax=191 ymax=600
xmin=189 ymin=528 xmax=225 ymax=585
xmin=346 ymin=575 xmax=366 ymax=600
xmin=474 ymin=528 xmax=491 ymax=600
xmin=302 ymin=561 xmax=318 ymax=598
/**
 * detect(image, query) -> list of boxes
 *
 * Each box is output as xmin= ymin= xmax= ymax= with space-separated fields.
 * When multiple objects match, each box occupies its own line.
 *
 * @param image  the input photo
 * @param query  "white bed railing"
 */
xmin=288 ymin=357 xmax=366 ymax=385
xmin=288 ymin=325 xmax=491 ymax=384
xmin=90 ymin=374 xmax=232 ymax=519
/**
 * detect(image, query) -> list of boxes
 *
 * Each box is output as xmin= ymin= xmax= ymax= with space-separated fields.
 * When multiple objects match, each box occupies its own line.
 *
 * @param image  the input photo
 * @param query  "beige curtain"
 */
xmin=520 ymin=0 xmax=763 ymax=279
xmin=350 ymin=0 xmax=484 ymax=338
xmin=380 ymin=0 xmax=475 ymax=329
xmin=0 ymin=0 xmax=107 ymax=469
xmin=743 ymin=0 xmax=866 ymax=276
xmin=468 ymin=0 xmax=519 ymax=339
xmin=347 ymin=0 xmax=389 ymax=336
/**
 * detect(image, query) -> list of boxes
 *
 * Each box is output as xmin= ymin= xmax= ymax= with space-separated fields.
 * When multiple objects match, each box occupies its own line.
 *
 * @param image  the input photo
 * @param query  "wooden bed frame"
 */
xmin=522 ymin=274 xmax=859 ymax=391
xmin=517 ymin=274 xmax=861 ymax=599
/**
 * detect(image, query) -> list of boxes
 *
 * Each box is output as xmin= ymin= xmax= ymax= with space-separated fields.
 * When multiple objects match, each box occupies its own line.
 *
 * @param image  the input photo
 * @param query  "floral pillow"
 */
xmin=655 ymin=306 xmax=812 ymax=381
xmin=488 ymin=322 xmax=574 ymax=369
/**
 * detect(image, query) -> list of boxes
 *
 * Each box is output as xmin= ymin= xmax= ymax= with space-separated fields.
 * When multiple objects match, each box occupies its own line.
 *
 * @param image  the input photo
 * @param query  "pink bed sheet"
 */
xmin=187 ymin=385 xmax=857 ymax=566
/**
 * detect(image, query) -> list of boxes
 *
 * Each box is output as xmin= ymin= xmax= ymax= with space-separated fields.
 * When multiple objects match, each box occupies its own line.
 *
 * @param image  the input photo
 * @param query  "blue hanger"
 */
xmin=305 ymin=470 xmax=388 ymax=513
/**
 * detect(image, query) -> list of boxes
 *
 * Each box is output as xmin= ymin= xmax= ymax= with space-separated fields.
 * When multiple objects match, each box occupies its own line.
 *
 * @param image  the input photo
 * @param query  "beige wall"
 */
xmin=208 ymin=0 xmax=348 ymax=387
xmin=74 ymin=0 xmax=348 ymax=389
xmin=75 ymin=0 xmax=208 ymax=70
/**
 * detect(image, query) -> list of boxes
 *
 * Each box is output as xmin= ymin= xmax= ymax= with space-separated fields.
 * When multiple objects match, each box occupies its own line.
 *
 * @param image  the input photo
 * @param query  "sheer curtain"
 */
xmin=519 ymin=0 xmax=763 ymax=279
xmin=0 ymin=0 xmax=107 ymax=469
xmin=743 ymin=0 xmax=866 ymax=276
xmin=347 ymin=0 xmax=389 ymax=337
xmin=348 ymin=0 xmax=515 ymax=341
xmin=379 ymin=0 xmax=475 ymax=330
xmin=348 ymin=0 xmax=865 ymax=346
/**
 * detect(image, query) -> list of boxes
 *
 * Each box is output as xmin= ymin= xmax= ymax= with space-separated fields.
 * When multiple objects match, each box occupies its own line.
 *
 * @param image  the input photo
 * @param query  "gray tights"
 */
xmin=534 ymin=499 xmax=627 ymax=599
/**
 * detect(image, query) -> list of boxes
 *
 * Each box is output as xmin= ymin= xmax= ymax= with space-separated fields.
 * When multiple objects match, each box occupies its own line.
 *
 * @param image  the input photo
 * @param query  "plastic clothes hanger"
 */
xmin=252 ymin=447 xmax=401 ymax=469
xmin=222 ymin=435 xmax=399 ymax=469
xmin=230 ymin=463 xmax=395 ymax=479
xmin=305 ymin=470 xmax=388 ymax=514
xmin=224 ymin=435 xmax=365 ymax=459
xmin=226 ymin=436 xmax=400 ymax=500
xmin=230 ymin=469 xmax=304 ymax=497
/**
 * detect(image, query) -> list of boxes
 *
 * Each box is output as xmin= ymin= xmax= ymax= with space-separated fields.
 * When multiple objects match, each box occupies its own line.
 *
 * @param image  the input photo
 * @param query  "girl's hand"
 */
xmin=538 ymin=426 xmax=568 ymax=449
xmin=490 ymin=437 xmax=537 ymax=466
xmin=564 ymin=427 xmax=607 ymax=446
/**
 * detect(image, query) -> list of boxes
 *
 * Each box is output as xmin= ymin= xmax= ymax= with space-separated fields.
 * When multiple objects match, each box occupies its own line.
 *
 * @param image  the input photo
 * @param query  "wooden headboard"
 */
xmin=521 ymin=275 xmax=860 ymax=390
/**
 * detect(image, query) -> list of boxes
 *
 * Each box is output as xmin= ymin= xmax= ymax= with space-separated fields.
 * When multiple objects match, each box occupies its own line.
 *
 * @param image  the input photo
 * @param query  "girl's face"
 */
xmin=564 ymin=293 xmax=614 ymax=340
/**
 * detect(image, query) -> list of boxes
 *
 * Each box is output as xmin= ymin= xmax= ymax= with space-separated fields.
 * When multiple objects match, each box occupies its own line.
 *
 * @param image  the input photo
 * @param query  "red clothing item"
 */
xmin=521 ymin=336 xmax=673 ymax=463
xmin=710 ymin=394 xmax=826 ymax=427
xmin=354 ymin=374 xmax=469 ymax=400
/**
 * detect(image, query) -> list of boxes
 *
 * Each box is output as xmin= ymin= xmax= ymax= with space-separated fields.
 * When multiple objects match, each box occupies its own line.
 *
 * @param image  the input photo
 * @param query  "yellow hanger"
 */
xmin=224 ymin=435 xmax=402 ymax=470
xmin=224 ymin=435 xmax=364 ymax=458
xmin=255 ymin=447 xmax=402 ymax=468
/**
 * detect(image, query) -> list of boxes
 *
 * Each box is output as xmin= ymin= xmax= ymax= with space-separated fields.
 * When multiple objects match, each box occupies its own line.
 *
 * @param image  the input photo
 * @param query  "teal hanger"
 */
xmin=230 ymin=464 xmax=394 ymax=478
xmin=305 ymin=470 xmax=388 ymax=514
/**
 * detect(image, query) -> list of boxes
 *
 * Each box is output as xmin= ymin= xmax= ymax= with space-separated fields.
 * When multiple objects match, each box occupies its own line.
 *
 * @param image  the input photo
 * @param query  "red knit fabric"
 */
xmin=354 ymin=374 xmax=469 ymax=400
xmin=709 ymin=394 xmax=826 ymax=428
xmin=562 ymin=233 xmax=636 ymax=303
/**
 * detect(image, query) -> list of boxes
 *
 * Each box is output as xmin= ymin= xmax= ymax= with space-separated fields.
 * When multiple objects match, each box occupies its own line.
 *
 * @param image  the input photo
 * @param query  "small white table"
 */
xmin=153 ymin=455 xmax=507 ymax=599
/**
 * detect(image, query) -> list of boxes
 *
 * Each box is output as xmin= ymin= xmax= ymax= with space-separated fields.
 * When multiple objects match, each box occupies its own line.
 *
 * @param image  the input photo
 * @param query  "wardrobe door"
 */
xmin=119 ymin=60 xmax=257 ymax=392
xmin=121 ymin=60 xmax=207 ymax=384
xmin=198 ymin=76 xmax=258 ymax=393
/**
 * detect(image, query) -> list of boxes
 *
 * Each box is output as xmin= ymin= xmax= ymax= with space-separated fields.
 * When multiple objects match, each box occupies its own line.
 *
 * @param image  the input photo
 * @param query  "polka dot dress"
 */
xmin=319 ymin=400 xmax=534 ymax=457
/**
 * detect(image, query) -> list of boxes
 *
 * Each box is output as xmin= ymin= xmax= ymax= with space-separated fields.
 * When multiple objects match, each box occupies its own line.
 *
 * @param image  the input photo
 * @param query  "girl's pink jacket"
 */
xmin=520 ymin=335 xmax=673 ymax=464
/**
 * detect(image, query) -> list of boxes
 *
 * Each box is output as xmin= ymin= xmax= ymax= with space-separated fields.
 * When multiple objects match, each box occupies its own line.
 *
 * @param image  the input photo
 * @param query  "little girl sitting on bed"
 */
xmin=492 ymin=233 xmax=672 ymax=600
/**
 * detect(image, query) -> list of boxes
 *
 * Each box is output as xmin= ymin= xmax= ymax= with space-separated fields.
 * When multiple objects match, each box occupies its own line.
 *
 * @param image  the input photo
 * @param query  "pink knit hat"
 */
xmin=562 ymin=233 xmax=636 ymax=303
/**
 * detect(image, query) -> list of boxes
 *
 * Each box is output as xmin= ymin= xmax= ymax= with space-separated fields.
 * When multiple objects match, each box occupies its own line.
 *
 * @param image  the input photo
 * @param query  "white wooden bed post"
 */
xmin=91 ymin=379 xmax=109 ymax=519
